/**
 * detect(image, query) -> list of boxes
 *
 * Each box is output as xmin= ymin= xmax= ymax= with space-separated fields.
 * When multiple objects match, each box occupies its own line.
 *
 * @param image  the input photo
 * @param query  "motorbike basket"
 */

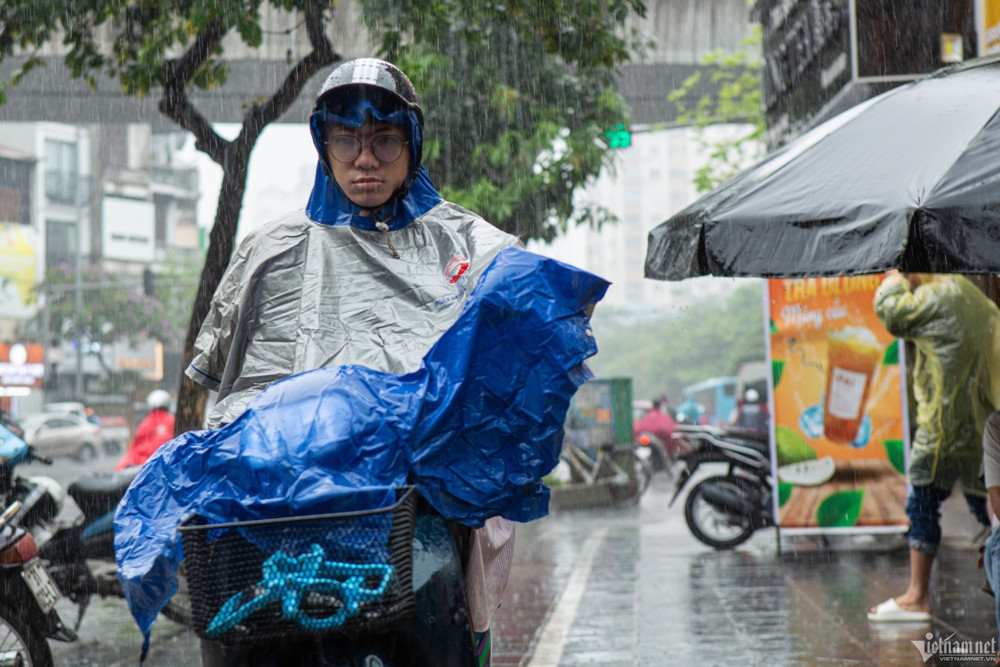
xmin=178 ymin=486 xmax=417 ymax=646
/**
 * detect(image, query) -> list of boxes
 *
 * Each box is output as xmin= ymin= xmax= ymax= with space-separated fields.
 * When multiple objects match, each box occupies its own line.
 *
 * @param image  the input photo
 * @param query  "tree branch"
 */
xmin=173 ymin=16 xmax=227 ymax=82
xmin=242 ymin=3 xmax=340 ymax=137
xmin=0 ymin=21 xmax=10 ymax=56
xmin=158 ymin=18 xmax=230 ymax=164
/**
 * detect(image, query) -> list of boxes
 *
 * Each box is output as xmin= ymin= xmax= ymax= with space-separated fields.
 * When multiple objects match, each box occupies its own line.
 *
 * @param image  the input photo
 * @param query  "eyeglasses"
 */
xmin=327 ymin=134 xmax=409 ymax=163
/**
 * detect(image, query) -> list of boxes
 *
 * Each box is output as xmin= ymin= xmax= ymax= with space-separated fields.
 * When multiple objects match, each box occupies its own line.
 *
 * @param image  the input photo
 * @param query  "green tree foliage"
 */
xmin=23 ymin=249 xmax=198 ymax=354
xmin=23 ymin=253 xmax=201 ymax=397
xmin=364 ymin=0 xmax=647 ymax=241
xmin=2 ymin=1 xmax=648 ymax=432
xmin=587 ymin=281 xmax=766 ymax=402
xmin=667 ymin=23 xmax=764 ymax=192
xmin=27 ymin=262 xmax=173 ymax=346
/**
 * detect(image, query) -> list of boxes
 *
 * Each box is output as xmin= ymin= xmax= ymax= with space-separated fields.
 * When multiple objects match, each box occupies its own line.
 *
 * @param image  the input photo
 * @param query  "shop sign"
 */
xmin=766 ymin=275 xmax=908 ymax=533
xmin=757 ymin=0 xmax=852 ymax=143
xmin=979 ymin=0 xmax=1000 ymax=55
xmin=0 ymin=342 xmax=44 ymax=388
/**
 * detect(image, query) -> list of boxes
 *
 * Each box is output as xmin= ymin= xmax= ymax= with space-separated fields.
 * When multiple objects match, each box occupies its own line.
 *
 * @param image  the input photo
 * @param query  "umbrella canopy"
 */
xmin=645 ymin=54 xmax=1000 ymax=280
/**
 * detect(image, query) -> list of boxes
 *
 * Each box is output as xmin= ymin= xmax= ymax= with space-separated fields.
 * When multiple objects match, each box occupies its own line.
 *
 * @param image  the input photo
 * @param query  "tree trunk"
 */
xmin=168 ymin=6 xmax=338 ymax=436
xmin=173 ymin=147 xmax=251 ymax=435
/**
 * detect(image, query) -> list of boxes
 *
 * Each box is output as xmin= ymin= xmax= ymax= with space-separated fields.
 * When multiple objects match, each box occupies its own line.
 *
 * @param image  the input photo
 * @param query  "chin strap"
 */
xmin=373 ymin=215 xmax=400 ymax=259
xmin=371 ymin=193 xmax=404 ymax=259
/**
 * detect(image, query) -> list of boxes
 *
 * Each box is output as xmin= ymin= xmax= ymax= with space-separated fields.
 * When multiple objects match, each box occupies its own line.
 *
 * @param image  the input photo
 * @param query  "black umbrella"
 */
xmin=644 ymin=54 xmax=1000 ymax=280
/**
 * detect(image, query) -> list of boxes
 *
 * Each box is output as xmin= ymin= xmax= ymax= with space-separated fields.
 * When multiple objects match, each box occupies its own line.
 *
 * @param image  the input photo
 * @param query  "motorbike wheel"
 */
xmin=647 ymin=444 xmax=669 ymax=473
xmin=0 ymin=602 xmax=54 ymax=667
xmin=159 ymin=565 xmax=193 ymax=627
xmin=635 ymin=454 xmax=654 ymax=481
xmin=683 ymin=475 xmax=757 ymax=550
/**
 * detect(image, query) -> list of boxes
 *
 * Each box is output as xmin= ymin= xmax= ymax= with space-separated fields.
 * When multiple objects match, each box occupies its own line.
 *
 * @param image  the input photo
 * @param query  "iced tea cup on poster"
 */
xmin=823 ymin=326 xmax=884 ymax=443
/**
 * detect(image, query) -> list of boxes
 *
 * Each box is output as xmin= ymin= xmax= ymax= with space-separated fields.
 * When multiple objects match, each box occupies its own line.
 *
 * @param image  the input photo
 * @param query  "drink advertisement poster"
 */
xmin=766 ymin=275 xmax=909 ymax=533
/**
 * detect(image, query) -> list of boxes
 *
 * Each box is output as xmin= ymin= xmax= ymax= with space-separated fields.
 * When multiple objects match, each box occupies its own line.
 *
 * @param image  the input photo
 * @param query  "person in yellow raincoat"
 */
xmin=868 ymin=271 xmax=1000 ymax=622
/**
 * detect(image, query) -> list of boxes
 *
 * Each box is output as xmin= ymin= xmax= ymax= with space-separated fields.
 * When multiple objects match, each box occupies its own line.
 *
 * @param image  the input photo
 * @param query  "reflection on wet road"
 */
xmin=496 ymin=473 xmax=996 ymax=666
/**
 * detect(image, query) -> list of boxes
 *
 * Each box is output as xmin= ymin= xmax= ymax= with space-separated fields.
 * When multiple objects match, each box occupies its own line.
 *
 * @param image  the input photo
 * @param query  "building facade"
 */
xmin=0 ymin=122 xmax=200 ymax=414
xmin=753 ymin=0 xmax=987 ymax=147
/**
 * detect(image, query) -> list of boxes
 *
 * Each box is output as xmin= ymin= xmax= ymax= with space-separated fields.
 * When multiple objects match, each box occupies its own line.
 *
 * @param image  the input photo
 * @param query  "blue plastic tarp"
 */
xmin=114 ymin=246 xmax=608 ymax=644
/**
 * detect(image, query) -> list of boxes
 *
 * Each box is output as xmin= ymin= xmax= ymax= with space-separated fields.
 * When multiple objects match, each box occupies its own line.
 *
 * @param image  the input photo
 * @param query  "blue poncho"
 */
xmin=115 ymin=246 xmax=608 ymax=646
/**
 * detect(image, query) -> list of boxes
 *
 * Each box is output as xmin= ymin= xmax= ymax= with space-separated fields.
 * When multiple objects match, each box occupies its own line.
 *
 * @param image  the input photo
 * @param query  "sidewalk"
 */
xmin=492 ymin=476 xmax=999 ymax=667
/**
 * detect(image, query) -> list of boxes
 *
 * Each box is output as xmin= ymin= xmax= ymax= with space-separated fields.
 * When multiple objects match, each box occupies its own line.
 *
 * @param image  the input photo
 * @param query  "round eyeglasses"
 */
xmin=327 ymin=135 xmax=409 ymax=163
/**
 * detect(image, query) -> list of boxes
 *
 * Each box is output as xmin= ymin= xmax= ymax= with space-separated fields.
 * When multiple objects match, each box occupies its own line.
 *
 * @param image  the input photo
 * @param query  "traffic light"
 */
xmin=143 ymin=268 xmax=155 ymax=297
xmin=604 ymin=122 xmax=631 ymax=149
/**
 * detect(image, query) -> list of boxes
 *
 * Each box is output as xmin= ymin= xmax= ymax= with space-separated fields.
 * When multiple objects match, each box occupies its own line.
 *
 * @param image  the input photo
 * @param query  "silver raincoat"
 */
xmin=187 ymin=202 xmax=518 ymax=428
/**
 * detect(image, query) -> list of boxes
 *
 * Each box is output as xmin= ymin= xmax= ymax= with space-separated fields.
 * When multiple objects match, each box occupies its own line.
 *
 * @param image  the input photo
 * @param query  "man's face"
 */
xmin=326 ymin=120 xmax=410 ymax=213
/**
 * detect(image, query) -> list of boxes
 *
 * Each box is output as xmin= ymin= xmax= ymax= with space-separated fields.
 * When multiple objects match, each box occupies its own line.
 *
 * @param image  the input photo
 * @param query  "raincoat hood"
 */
xmin=305 ymin=163 xmax=442 ymax=231
xmin=306 ymin=97 xmax=439 ymax=230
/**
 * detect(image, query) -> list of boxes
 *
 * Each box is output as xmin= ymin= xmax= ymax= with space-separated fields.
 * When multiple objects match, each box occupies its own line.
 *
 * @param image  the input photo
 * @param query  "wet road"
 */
xmin=495 ymin=472 xmax=996 ymax=666
xmin=25 ymin=457 xmax=999 ymax=666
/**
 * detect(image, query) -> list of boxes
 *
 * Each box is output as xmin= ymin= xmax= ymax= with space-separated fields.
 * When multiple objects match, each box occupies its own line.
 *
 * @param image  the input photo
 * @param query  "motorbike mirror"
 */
xmin=27 ymin=447 xmax=53 ymax=466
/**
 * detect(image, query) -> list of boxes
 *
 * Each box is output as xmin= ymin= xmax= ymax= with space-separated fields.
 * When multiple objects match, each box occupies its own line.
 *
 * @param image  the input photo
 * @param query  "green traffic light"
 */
xmin=604 ymin=122 xmax=631 ymax=149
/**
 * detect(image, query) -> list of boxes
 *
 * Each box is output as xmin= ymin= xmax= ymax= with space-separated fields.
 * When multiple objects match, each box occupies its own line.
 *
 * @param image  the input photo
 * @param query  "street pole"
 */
xmin=74 ymin=126 xmax=84 ymax=398
xmin=41 ymin=290 xmax=50 ymax=389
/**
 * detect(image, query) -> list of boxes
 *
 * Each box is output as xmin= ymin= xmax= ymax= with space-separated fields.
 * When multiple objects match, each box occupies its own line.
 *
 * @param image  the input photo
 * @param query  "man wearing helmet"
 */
xmin=115 ymin=390 xmax=175 ymax=470
xmin=186 ymin=59 xmax=520 ymax=663
xmin=735 ymin=388 xmax=768 ymax=432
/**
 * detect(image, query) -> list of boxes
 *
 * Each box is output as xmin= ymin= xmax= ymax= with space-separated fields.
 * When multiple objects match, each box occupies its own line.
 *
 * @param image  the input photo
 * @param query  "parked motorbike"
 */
xmin=0 ymin=499 xmax=80 ymax=667
xmin=0 ymin=422 xmax=192 ymax=631
xmin=194 ymin=488 xmax=479 ymax=667
xmin=634 ymin=431 xmax=671 ymax=475
xmin=36 ymin=467 xmax=192 ymax=629
xmin=0 ymin=427 xmax=78 ymax=667
xmin=634 ymin=430 xmax=693 ymax=478
xmin=668 ymin=424 xmax=774 ymax=549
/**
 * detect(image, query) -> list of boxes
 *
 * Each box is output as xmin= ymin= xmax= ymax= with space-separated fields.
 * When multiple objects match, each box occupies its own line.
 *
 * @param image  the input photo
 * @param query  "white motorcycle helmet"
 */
xmin=146 ymin=389 xmax=172 ymax=411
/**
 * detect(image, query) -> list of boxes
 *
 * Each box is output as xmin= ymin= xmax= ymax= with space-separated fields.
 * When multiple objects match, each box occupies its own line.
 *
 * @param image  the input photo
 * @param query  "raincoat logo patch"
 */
xmin=434 ymin=273 xmax=470 ymax=311
xmin=445 ymin=257 xmax=470 ymax=284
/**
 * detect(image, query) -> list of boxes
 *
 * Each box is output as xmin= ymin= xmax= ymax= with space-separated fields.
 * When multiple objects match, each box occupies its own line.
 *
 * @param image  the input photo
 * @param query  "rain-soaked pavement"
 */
xmin=35 ymin=461 xmax=1000 ymax=666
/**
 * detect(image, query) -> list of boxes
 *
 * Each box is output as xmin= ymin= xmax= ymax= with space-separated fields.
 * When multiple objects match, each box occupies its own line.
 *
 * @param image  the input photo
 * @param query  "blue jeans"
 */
xmin=905 ymin=483 xmax=989 ymax=557
xmin=984 ymin=528 xmax=1000 ymax=638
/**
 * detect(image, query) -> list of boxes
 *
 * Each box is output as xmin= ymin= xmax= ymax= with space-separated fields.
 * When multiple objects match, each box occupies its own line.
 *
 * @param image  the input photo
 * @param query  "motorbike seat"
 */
xmin=721 ymin=426 xmax=771 ymax=456
xmin=68 ymin=468 xmax=141 ymax=520
xmin=722 ymin=426 xmax=768 ymax=443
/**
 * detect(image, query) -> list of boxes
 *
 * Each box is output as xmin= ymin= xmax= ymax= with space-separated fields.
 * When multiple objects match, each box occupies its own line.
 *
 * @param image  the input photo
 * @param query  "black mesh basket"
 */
xmin=179 ymin=486 xmax=417 ymax=645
